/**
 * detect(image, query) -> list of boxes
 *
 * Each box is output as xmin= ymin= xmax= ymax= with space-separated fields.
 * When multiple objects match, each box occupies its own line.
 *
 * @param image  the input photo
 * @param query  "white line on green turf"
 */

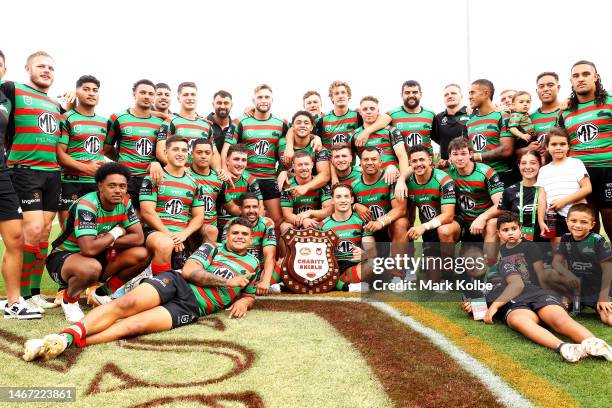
xmin=261 ymin=296 xmax=534 ymax=408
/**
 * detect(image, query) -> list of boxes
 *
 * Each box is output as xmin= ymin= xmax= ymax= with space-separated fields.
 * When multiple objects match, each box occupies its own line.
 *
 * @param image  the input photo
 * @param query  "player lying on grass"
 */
xmin=22 ymin=218 xmax=259 ymax=362
xmin=460 ymin=217 xmax=612 ymax=363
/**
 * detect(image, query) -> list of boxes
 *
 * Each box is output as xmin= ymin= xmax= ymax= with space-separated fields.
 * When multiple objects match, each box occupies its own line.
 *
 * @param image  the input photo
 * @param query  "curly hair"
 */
xmin=568 ymin=60 xmax=608 ymax=110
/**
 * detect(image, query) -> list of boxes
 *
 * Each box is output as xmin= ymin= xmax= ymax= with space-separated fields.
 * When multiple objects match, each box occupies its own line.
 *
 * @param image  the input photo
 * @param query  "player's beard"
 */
xmin=403 ymin=98 xmax=419 ymax=110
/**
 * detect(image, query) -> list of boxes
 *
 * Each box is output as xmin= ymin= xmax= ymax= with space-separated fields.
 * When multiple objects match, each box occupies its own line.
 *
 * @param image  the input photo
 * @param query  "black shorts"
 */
xmin=498 ymin=284 xmax=563 ymax=322
xmin=60 ymin=182 xmax=97 ymax=211
xmin=422 ymin=230 xmax=441 ymax=257
xmin=0 ymin=172 xmax=23 ymax=221
xmin=498 ymin=170 xmax=520 ymax=190
xmin=457 ymin=218 xmax=484 ymax=243
xmin=128 ymin=176 xmax=145 ymax=210
xmin=258 ymin=178 xmax=281 ymax=200
xmin=549 ymin=214 xmax=570 ymax=238
xmin=46 ymin=250 xmax=107 ymax=288
xmin=9 ymin=167 xmax=60 ymax=212
xmin=144 ymin=271 xmax=200 ymax=328
xmin=586 ymin=167 xmax=612 ymax=208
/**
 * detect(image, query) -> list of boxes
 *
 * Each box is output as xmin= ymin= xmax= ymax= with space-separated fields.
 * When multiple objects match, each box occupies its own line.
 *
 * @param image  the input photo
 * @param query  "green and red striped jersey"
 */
xmin=320 ymin=212 xmax=372 ymax=265
xmin=277 ymin=137 xmax=330 ymax=173
xmin=507 ymin=112 xmax=534 ymax=136
xmin=315 ymin=109 xmax=363 ymax=149
xmin=387 ymin=106 xmax=435 ymax=155
xmin=352 ymin=174 xmax=395 ymax=221
xmin=106 ymin=110 xmax=163 ymax=176
xmin=188 ymin=243 xmax=259 ymax=316
xmin=191 ymin=168 xmax=224 ymax=226
xmin=226 ymin=115 xmax=288 ymax=180
xmin=337 ymin=165 xmax=362 ymax=185
xmin=52 ymin=191 xmax=139 ymax=253
xmin=407 ymin=168 xmax=456 ymax=223
xmin=466 ymin=111 xmax=512 ymax=173
xmin=139 ymin=169 xmax=203 ymax=232
xmin=221 ymin=216 xmax=276 ymax=263
xmin=556 ymin=95 xmax=612 ymax=168
xmin=447 ymin=162 xmax=503 ymax=222
xmin=530 ymin=108 xmax=559 ymax=145
xmin=157 ymin=114 xmax=214 ymax=165
xmin=217 ymin=170 xmax=263 ymax=231
xmin=348 ymin=125 xmax=403 ymax=169
xmin=1 ymin=82 xmax=64 ymax=171
xmin=280 ymin=177 xmax=331 ymax=213
xmin=60 ymin=109 xmax=108 ymax=183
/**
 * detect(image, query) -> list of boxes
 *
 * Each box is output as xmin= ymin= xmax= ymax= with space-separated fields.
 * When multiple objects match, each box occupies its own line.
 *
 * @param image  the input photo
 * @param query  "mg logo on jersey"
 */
xmin=459 ymin=195 xmax=475 ymax=210
xmin=202 ymin=195 xmax=215 ymax=211
xmin=136 ymin=138 xmax=153 ymax=156
xmin=38 ymin=112 xmax=57 ymax=134
xmin=296 ymin=206 xmax=312 ymax=214
xmin=253 ymin=140 xmax=270 ymax=155
xmin=332 ymin=134 xmax=347 ymax=145
xmin=213 ymin=267 xmax=234 ymax=279
xmin=471 ymin=134 xmax=487 ymax=151
xmin=84 ymin=136 xmax=101 ymax=154
xmin=576 ymin=123 xmax=598 ymax=143
xmin=164 ymin=198 xmax=184 ymax=216
xmin=420 ymin=205 xmax=437 ymax=220
xmin=369 ymin=205 xmax=385 ymax=220
xmin=337 ymin=240 xmax=353 ymax=253
xmin=406 ymin=132 xmax=422 ymax=147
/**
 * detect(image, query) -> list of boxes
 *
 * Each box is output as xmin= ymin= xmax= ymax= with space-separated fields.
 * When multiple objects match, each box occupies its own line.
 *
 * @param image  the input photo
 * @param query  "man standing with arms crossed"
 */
xmin=1 ymin=51 xmax=63 ymax=311
xmin=432 ymin=84 xmax=470 ymax=168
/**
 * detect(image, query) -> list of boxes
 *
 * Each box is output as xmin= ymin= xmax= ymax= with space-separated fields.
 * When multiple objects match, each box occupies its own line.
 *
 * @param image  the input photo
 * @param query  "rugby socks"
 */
xmin=60 ymin=322 xmax=87 ymax=348
xmin=62 ymin=291 xmax=80 ymax=304
xmin=151 ymin=262 xmax=171 ymax=276
xmin=21 ymin=245 xmax=39 ymax=298
xmin=100 ymin=276 xmax=125 ymax=295
xmin=30 ymin=242 xmax=49 ymax=296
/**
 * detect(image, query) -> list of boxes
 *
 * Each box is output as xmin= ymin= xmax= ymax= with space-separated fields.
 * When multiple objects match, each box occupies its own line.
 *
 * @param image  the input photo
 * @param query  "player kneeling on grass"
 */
xmin=460 ymin=224 xmax=612 ymax=363
xmin=22 ymin=218 xmax=258 ymax=362
xmin=45 ymin=163 xmax=150 ymax=322
xmin=552 ymin=203 xmax=612 ymax=326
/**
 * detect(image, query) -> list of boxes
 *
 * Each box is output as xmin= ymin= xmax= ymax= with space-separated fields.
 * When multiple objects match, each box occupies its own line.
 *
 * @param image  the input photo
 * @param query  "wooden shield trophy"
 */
xmin=281 ymin=228 xmax=340 ymax=294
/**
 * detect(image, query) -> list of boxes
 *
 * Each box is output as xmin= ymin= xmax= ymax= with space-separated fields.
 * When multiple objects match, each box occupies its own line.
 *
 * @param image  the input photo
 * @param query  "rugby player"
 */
xmin=57 ymin=75 xmax=107 ymax=227
xmin=140 ymin=136 xmax=204 ymax=274
xmin=206 ymin=90 xmax=235 ymax=153
xmin=153 ymin=82 xmax=172 ymax=119
xmin=22 ymin=218 xmax=258 ymax=361
xmin=1 ymin=51 xmax=63 ymax=311
xmin=522 ymin=72 xmax=561 ymax=157
xmin=45 ymin=162 xmax=149 ymax=322
xmin=330 ymin=143 xmax=361 ymax=185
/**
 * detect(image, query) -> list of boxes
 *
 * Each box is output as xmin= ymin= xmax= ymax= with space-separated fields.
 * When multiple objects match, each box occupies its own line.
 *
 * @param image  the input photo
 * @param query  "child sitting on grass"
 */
xmin=552 ymin=203 xmax=612 ymax=326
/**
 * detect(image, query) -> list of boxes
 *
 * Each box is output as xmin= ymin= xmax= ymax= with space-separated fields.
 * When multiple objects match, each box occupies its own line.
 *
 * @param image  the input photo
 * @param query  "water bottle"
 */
xmin=570 ymin=288 xmax=581 ymax=316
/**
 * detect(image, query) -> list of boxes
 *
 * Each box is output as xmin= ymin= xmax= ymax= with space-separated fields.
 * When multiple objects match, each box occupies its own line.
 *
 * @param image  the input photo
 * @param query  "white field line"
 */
xmin=260 ymin=296 xmax=534 ymax=408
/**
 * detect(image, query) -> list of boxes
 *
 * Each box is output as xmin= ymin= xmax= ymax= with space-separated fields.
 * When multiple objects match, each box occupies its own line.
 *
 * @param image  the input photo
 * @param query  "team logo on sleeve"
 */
xmin=188 ymin=138 xmax=197 ymax=154
xmin=405 ymin=132 xmax=423 ymax=147
xmin=253 ymin=140 xmax=270 ymax=155
xmin=576 ymin=123 xmax=598 ymax=143
xmin=38 ymin=112 xmax=58 ymax=134
xmin=136 ymin=138 xmax=154 ymax=156
xmin=459 ymin=195 xmax=475 ymax=210
xmin=164 ymin=198 xmax=184 ymax=216
xmin=471 ymin=134 xmax=487 ymax=151
xmin=140 ymin=179 xmax=153 ymax=196
xmin=84 ymin=136 xmax=101 ymax=154
xmin=78 ymin=209 xmax=97 ymax=230
xmin=247 ymin=247 xmax=261 ymax=259
xmin=537 ymin=134 xmax=546 ymax=145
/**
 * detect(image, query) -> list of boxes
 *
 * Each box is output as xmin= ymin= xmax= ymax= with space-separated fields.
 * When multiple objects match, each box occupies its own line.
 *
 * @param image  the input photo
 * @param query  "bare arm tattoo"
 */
xmin=181 ymin=268 xmax=228 ymax=287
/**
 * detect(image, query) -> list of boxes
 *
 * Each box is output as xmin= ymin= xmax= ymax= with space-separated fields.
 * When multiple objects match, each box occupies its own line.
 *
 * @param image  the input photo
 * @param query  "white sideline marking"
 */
xmin=261 ymin=296 xmax=534 ymax=408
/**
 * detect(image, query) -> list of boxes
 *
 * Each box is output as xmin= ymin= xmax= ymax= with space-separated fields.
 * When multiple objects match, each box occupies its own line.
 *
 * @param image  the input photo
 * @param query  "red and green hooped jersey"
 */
xmin=348 ymin=125 xmax=403 ymax=169
xmin=221 ymin=216 xmax=276 ymax=263
xmin=191 ymin=168 xmax=224 ymax=226
xmin=352 ymin=174 xmax=395 ymax=221
xmin=315 ymin=109 xmax=363 ymax=149
xmin=188 ymin=243 xmax=259 ymax=316
xmin=320 ymin=212 xmax=372 ymax=264
xmin=447 ymin=163 xmax=504 ymax=222
xmin=217 ymin=170 xmax=263 ymax=231
xmin=226 ymin=115 xmax=288 ymax=180
xmin=338 ymin=165 xmax=362 ymax=185
xmin=387 ymin=106 xmax=435 ymax=155
xmin=556 ymin=95 xmax=612 ymax=168
xmin=507 ymin=112 xmax=534 ymax=135
xmin=530 ymin=108 xmax=559 ymax=145
xmin=60 ymin=109 xmax=108 ymax=183
xmin=277 ymin=137 xmax=330 ymax=173
xmin=139 ymin=170 xmax=203 ymax=232
xmin=157 ymin=115 xmax=214 ymax=165
xmin=407 ymin=168 xmax=456 ymax=223
xmin=280 ymin=177 xmax=331 ymax=214
xmin=52 ymin=191 xmax=139 ymax=254
xmin=466 ymin=111 xmax=512 ymax=173
xmin=106 ymin=110 xmax=163 ymax=176
xmin=1 ymin=82 xmax=63 ymax=171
